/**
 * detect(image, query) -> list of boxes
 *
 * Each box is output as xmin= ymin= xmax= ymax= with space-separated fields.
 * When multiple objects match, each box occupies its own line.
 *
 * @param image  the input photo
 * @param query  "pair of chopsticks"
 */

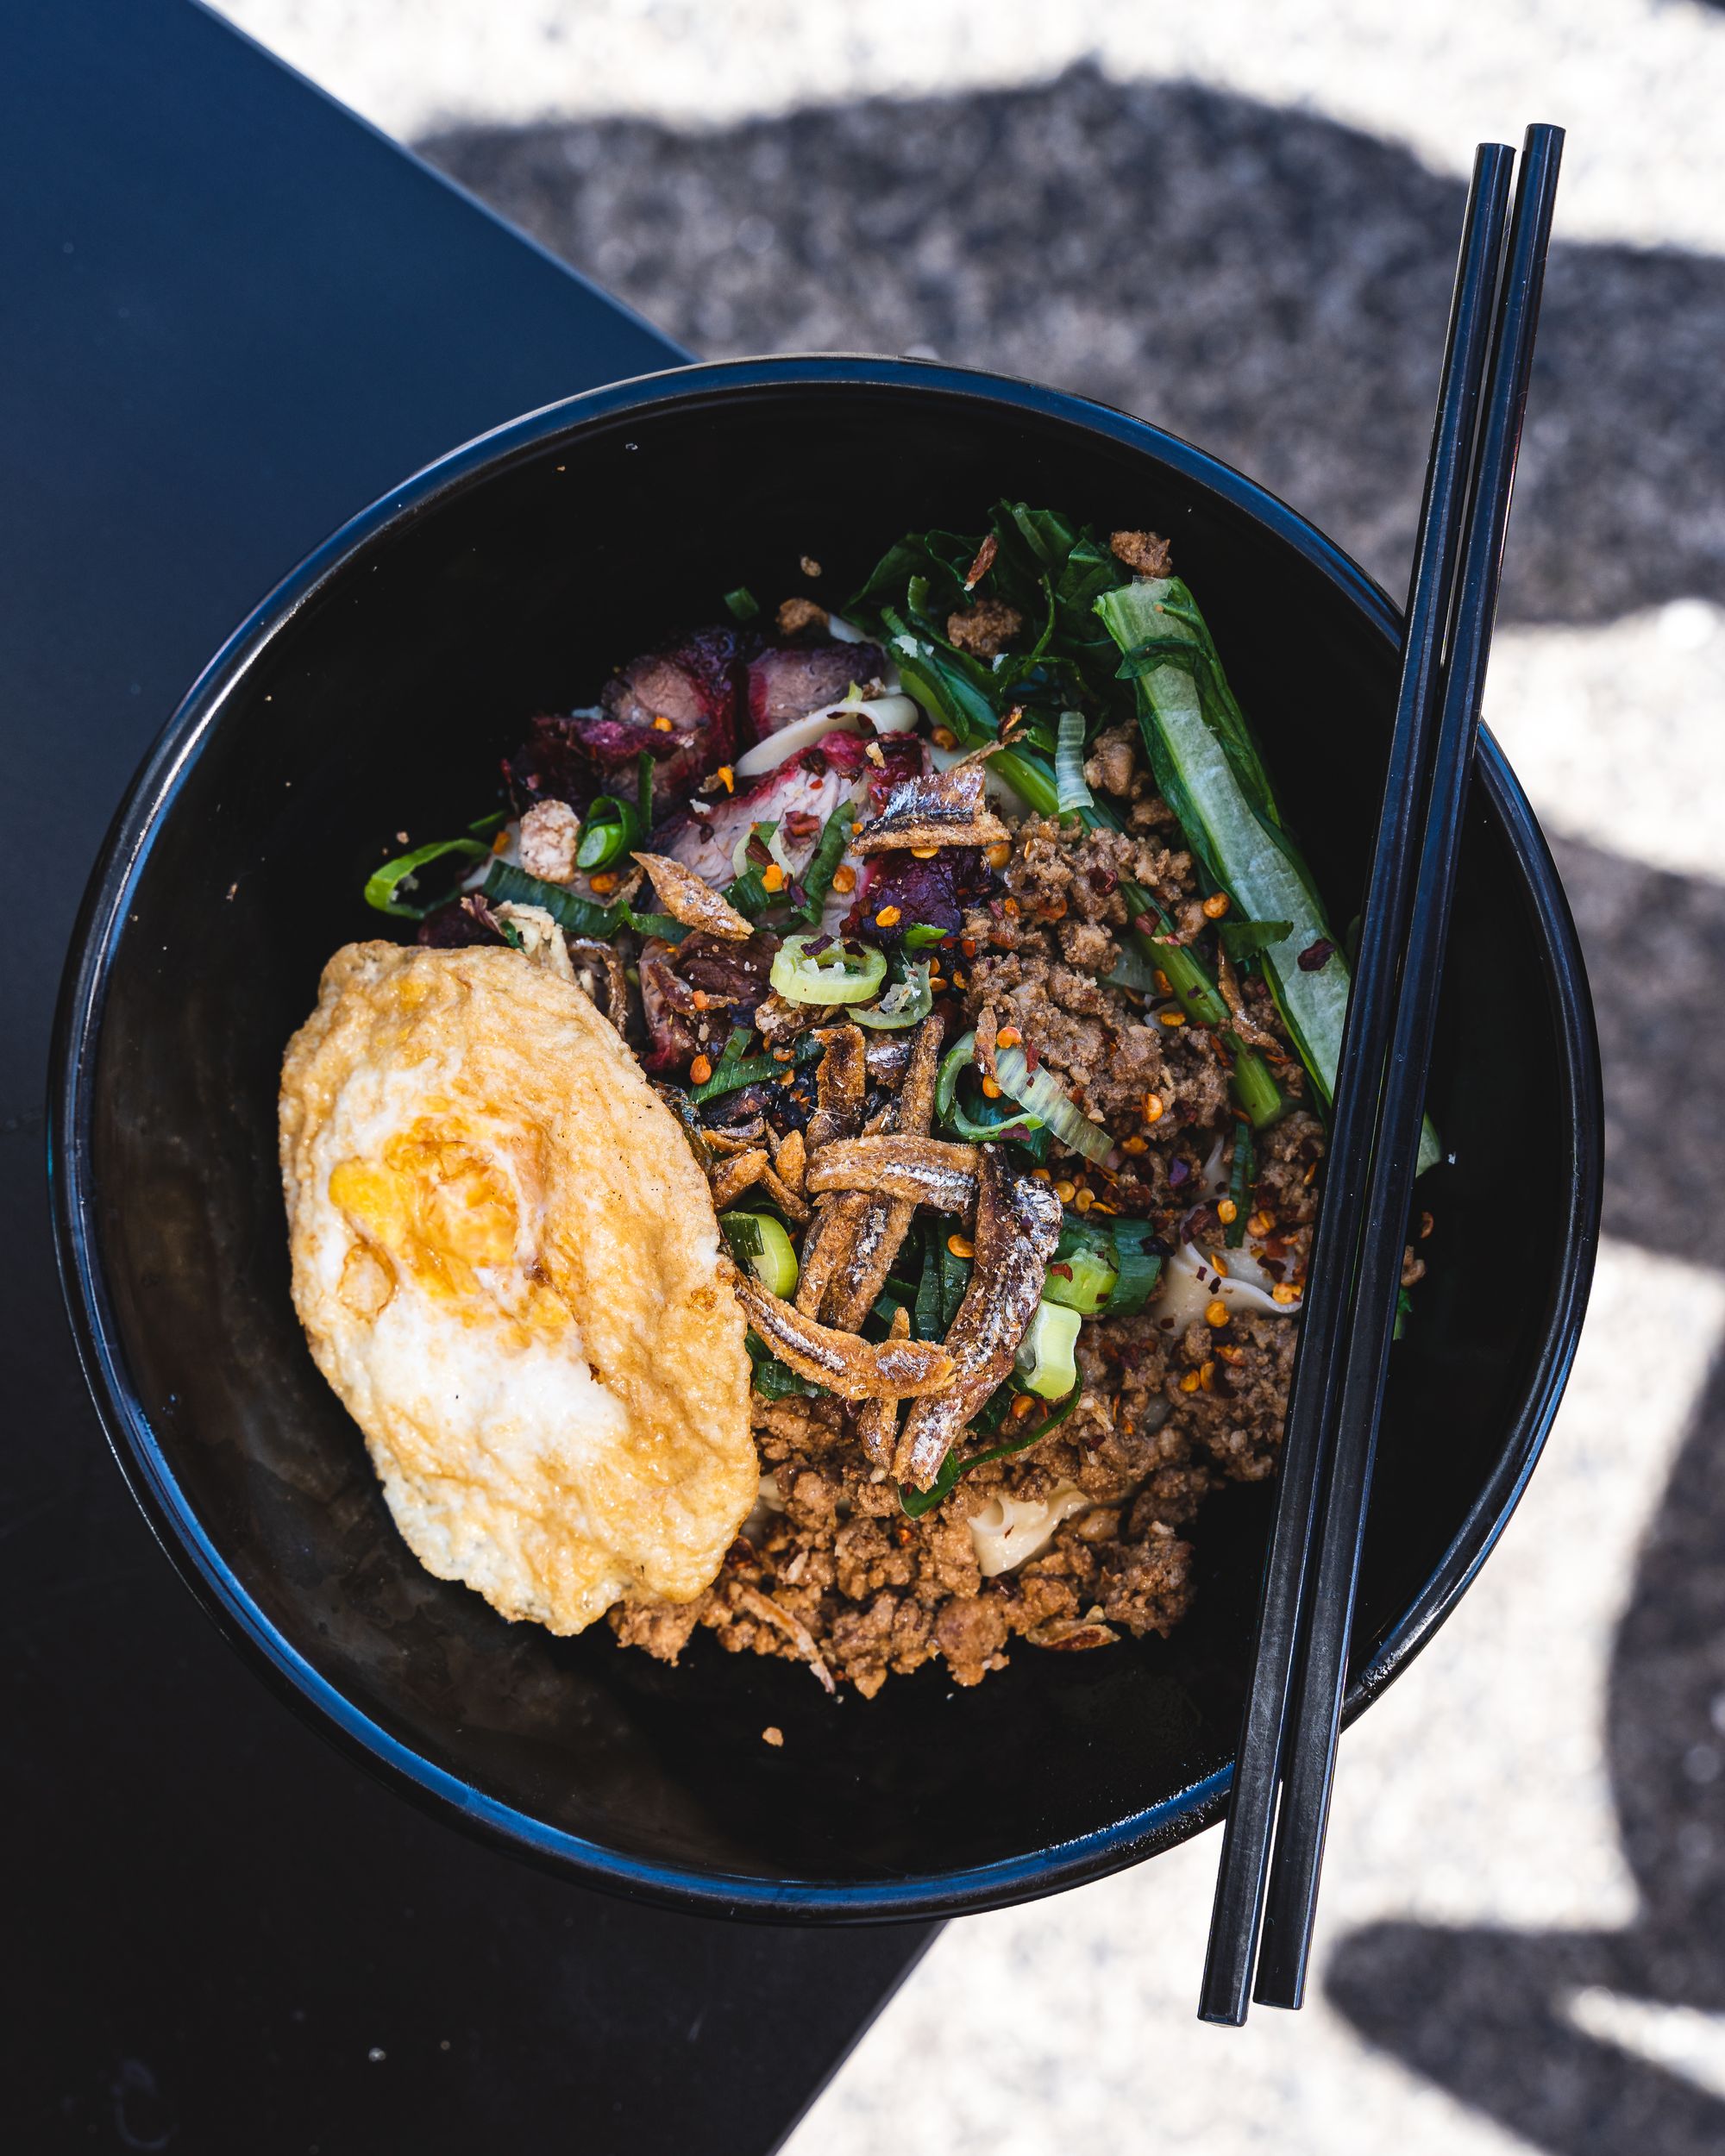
xmin=1199 ymin=122 xmax=1565 ymax=2026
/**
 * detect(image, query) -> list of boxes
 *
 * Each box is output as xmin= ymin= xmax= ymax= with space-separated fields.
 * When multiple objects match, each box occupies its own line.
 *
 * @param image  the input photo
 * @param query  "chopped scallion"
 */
xmin=364 ymin=836 xmax=492 ymax=919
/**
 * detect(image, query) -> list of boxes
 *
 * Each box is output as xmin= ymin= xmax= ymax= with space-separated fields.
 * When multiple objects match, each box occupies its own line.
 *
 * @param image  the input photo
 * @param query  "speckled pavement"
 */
xmin=216 ymin=8 xmax=1725 ymax=2149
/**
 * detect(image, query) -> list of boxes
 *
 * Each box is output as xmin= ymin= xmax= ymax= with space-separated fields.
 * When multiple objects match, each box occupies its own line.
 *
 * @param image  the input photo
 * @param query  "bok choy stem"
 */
xmin=1096 ymin=576 xmax=1440 ymax=1172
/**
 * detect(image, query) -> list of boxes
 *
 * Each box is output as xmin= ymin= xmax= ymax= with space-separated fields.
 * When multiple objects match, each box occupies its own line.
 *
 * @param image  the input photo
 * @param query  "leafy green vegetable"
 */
xmin=687 ymin=1025 xmax=820 ymax=1104
xmin=364 ymin=836 xmax=492 ymax=919
xmin=898 ymin=1388 xmax=1083 ymax=1519
xmin=1219 ymin=918 xmax=1294 ymax=963
xmin=481 ymin=859 xmax=685 ymax=943
xmin=938 ymin=1234 xmax=970 ymax=1331
xmin=746 ymin=1332 xmax=824 ymax=1399
xmin=1226 ymin=1120 xmax=1255 ymax=1248
xmin=1095 ymin=575 xmax=1440 ymax=1174
xmin=796 ymin=806 xmax=852 ymax=924
xmin=1104 ymin=1226 xmax=1165 ymax=1319
xmin=881 ymin=608 xmax=1000 ymax=747
xmin=1056 ymin=1213 xmax=1165 ymax=1319
xmin=900 ymin=923 xmax=950 ymax=950
xmin=849 ymin=529 xmax=976 ymax=623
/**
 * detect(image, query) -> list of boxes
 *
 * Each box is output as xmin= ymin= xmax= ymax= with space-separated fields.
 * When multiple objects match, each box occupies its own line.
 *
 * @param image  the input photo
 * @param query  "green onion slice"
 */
xmin=481 ymin=859 xmax=685 ymax=943
xmin=724 ymin=586 xmax=761 ymax=622
xmin=722 ymin=1212 xmax=800 ymax=1297
xmin=364 ymin=836 xmax=492 ymax=919
xmin=1015 ymin=1300 xmax=1082 ymax=1398
xmin=1054 ymin=709 xmax=1094 ymax=812
xmin=796 ymin=807 xmax=852 ymax=925
xmin=993 ymin=1044 xmax=1112 ymax=1163
xmin=933 ymin=1030 xmax=1042 ymax=1141
xmin=1043 ymin=1242 xmax=1118 ymax=1316
xmin=1225 ymin=1120 xmax=1254 ymax=1248
xmin=575 ymin=795 xmax=643 ymax=872
xmin=851 ymin=960 xmax=934 ymax=1031
xmin=690 ymin=1027 xmax=823 ymax=1105
xmin=769 ymin=934 xmax=888 ymax=1006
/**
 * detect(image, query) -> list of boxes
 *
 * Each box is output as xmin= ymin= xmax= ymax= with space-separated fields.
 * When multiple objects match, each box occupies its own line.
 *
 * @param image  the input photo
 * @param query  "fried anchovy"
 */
xmin=854 ymin=1306 xmax=910 ymax=1470
xmin=853 ymin=761 xmax=1010 ymax=854
xmin=772 ymin=1126 xmax=807 ymax=1196
xmin=735 ymin=1275 xmax=955 ymax=1400
xmin=709 ymin=1146 xmax=770 ymax=1210
xmin=794 ymin=1190 xmax=873 ymax=1315
xmin=565 ymin=936 xmax=631 ymax=1029
xmin=863 ymin=1032 xmax=915 ymax=1087
xmin=805 ymin=1022 xmax=868 ymax=1150
xmin=806 ymin=1135 xmax=980 ymax=1213
xmin=893 ymin=1149 xmax=1063 ymax=1488
xmin=822 ymin=1013 xmax=946 ymax=1329
xmin=631 ymin=850 xmax=756 ymax=939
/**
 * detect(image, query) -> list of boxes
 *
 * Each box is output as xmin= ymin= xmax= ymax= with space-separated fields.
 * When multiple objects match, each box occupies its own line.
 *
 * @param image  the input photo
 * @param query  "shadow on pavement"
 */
xmin=1554 ymin=837 xmax=1725 ymax=1273
xmin=1328 ymin=1333 xmax=1725 ymax=2154
xmin=424 ymin=63 xmax=1725 ymax=629
xmin=425 ymin=61 xmax=1725 ymax=2150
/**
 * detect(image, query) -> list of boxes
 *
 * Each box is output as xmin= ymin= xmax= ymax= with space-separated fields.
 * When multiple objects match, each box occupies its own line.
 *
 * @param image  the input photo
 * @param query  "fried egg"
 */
xmin=279 ymin=941 xmax=756 ymax=1634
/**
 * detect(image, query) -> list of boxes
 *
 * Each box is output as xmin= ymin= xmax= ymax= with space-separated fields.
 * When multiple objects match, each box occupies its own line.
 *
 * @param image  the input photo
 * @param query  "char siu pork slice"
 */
xmin=745 ymin=636 xmax=885 ymax=743
xmin=659 ymin=742 xmax=872 ymax=887
xmin=506 ymin=626 xmax=744 ymax=812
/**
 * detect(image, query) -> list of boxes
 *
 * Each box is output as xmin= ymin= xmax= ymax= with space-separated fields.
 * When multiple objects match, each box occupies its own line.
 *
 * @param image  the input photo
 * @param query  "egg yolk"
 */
xmin=330 ymin=1120 xmax=521 ymax=1307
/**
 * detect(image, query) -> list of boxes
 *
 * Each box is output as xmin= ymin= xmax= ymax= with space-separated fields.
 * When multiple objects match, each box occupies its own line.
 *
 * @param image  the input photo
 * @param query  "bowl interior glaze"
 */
xmin=54 ymin=360 xmax=1598 ymax=1919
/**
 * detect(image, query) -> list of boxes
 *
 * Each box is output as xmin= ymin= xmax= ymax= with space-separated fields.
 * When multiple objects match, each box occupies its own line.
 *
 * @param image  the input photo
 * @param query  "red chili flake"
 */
xmin=782 ymin=810 xmax=821 ymax=841
xmin=1297 ymin=938 xmax=1335 ymax=972
xmin=745 ymin=835 xmax=775 ymax=868
xmin=1024 ymin=1041 xmax=1040 ymax=1072
xmin=804 ymin=932 xmax=836 ymax=956
xmin=1047 ymin=1262 xmax=1074 ymax=1282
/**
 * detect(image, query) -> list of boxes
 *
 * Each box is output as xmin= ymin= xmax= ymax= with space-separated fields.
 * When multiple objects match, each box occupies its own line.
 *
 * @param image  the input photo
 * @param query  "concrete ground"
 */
xmin=217 ymin=6 xmax=1725 ymax=2150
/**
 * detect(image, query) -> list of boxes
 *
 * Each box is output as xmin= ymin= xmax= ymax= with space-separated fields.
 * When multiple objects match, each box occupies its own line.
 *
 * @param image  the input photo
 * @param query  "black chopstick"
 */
xmin=1251 ymin=121 xmax=1565 ymax=2009
xmin=1196 ymin=139 xmax=1519 ymax=2028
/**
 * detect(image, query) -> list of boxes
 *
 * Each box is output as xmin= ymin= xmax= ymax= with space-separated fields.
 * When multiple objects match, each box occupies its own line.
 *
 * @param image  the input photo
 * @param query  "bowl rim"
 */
xmin=47 ymin=353 xmax=1603 ymax=1923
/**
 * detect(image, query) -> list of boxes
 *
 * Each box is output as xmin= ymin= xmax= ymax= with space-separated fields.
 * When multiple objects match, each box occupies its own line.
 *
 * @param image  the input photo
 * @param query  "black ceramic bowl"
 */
xmin=51 ymin=357 xmax=1600 ymax=1921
